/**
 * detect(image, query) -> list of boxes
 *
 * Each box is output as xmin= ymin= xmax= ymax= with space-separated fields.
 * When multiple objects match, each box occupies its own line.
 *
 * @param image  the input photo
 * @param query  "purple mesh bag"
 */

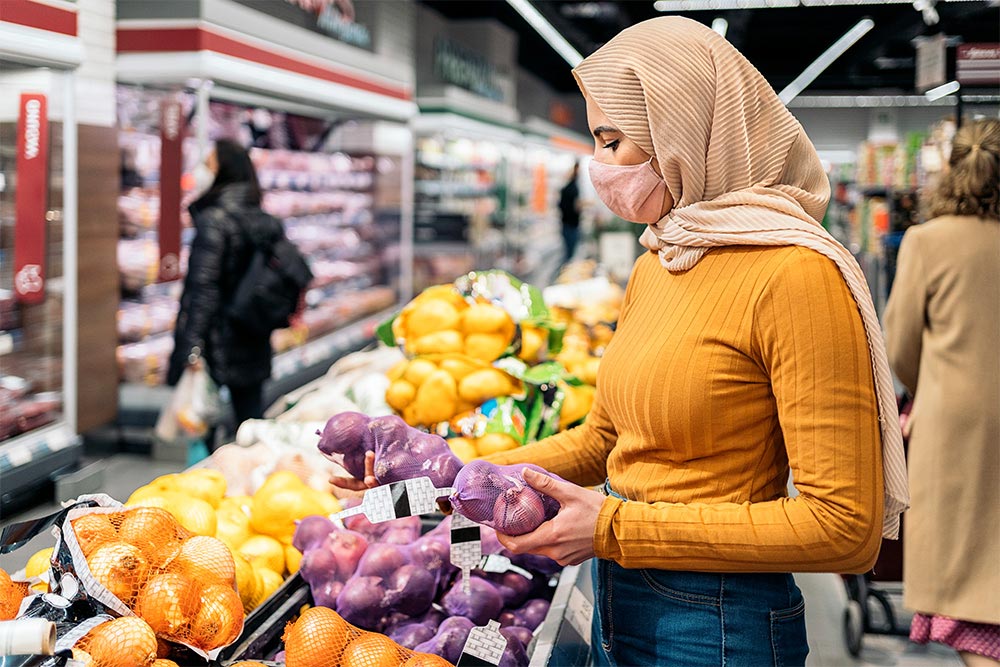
xmin=368 ymin=415 xmax=463 ymax=488
xmin=449 ymin=461 xmax=562 ymax=536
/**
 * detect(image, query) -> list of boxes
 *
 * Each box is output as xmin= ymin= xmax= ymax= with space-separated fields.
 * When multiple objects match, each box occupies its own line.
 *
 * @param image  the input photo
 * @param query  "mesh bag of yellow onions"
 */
xmin=50 ymin=494 xmax=244 ymax=661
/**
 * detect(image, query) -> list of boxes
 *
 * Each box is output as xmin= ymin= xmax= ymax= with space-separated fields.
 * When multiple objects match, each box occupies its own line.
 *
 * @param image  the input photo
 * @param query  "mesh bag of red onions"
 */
xmin=448 ymin=461 xmax=561 ymax=536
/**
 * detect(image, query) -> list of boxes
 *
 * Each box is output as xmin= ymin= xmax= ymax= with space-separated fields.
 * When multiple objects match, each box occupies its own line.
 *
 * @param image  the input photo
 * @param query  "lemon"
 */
xmin=126 ymin=484 xmax=167 ymax=506
xmin=250 ymin=489 xmax=323 ymax=544
xmin=217 ymin=496 xmax=252 ymax=516
xmin=255 ymin=471 xmax=303 ymax=497
xmin=239 ymin=536 xmax=285 ymax=575
xmin=248 ymin=567 xmax=283 ymax=611
xmin=448 ymin=437 xmax=479 ymax=464
xmin=307 ymin=489 xmax=341 ymax=516
xmin=171 ymin=497 xmax=217 ymax=537
xmin=172 ymin=470 xmax=227 ymax=508
xmin=25 ymin=548 xmax=52 ymax=593
xmin=233 ymin=554 xmax=257 ymax=610
xmin=403 ymin=359 xmax=438 ymax=387
xmin=476 ymin=433 xmax=520 ymax=456
xmin=215 ymin=507 xmax=252 ymax=550
xmin=284 ymin=545 xmax=302 ymax=576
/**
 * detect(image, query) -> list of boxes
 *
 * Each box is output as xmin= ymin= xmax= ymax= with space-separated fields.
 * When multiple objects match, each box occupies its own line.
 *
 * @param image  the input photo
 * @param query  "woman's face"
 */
xmin=585 ymin=93 xmax=674 ymax=217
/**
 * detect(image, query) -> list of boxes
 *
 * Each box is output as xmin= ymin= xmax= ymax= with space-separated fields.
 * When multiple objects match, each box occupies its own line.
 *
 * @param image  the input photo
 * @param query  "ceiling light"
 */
xmin=925 ymin=80 xmax=960 ymax=101
xmin=507 ymin=0 xmax=584 ymax=67
xmin=779 ymin=18 xmax=875 ymax=104
xmin=712 ymin=17 xmax=729 ymax=37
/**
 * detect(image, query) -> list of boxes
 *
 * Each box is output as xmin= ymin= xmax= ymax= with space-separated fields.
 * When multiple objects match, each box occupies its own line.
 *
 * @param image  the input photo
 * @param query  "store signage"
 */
xmin=915 ymin=35 xmax=947 ymax=93
xmin=434 ymin=39 xmax=504 ymax=102
xmin=234 ymin=0 xmax=373 ymax=51
xmin=159 ymin=98 xmax=184 ymax=283
xmin=14 ymin=93 xmax=48 ymax=305
xmin=957 ymin=43 xmax=1000 ymax=86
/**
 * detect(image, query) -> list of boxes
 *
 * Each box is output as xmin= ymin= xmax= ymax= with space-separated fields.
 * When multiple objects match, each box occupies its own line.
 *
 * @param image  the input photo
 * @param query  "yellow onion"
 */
xmin=135 ymin=573 xmax=201 ymax=639
xmin=86 ymin=542 xmax=148 ymax=604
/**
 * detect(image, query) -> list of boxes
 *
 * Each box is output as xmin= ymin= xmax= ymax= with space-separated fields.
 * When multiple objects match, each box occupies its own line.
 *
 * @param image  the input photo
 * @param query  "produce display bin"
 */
xmin=530 ymin=563 xmax=594 ymax=667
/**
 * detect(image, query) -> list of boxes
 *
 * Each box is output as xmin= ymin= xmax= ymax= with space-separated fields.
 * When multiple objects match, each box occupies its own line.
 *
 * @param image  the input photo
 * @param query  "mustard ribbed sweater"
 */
xmin=488 ymin=246 xmax=884 ymax=573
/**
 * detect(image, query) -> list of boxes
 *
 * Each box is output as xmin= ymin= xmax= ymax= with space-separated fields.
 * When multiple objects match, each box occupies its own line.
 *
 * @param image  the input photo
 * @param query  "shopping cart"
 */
xmin=841 ymin=397 xmax=911 ymax=657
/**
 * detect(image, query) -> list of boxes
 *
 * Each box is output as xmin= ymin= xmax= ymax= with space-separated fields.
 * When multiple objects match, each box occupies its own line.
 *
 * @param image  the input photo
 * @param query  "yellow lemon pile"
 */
xmin=386 ymin=356 xmax=522 ymax=428
xmin=445 ymin=432 xmax=520 ymax=464
xmin=392 ymin=287 xmax=516 ymax=363
xmin=126 ymin=469 xmax=339 ymax=614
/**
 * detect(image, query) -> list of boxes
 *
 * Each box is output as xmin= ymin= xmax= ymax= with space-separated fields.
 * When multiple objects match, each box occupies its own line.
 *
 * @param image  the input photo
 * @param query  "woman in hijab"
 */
xmin=337 ymin=17 xmax=908 ymax=666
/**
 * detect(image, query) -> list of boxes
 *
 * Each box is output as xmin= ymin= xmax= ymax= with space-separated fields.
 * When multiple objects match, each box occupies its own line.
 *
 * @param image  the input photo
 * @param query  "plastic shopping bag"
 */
xmin=155 ymin=365 xmax=221 ymax=441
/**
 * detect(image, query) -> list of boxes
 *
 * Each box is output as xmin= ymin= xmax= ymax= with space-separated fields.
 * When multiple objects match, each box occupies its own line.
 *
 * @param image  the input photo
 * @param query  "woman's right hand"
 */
xmin=329 ymin=451 xmax=378 ymax=491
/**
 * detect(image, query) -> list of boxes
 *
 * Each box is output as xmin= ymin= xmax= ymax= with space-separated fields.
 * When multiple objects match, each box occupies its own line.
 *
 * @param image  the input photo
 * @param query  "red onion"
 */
xmin=386 ymin=565 xmax=437 ymax=617
xmin=357 ymin=543 xmax=408 ymax=579
xmin=336 ymin=575 xmax=387 ymax=630
xmin=441 ymin=576 xmax=504 ymax=626
xmin=492 ymin=485 xmax=547 ymax=536
xmin=292 ymin=515 xmax=335 ymax=554
xmin=326 ymin=529 xmax=369 ymax=582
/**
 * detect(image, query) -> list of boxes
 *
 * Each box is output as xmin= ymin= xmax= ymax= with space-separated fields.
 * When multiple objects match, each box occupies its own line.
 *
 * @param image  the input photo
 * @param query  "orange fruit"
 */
xmin=84 ymin=617 xmax=157 ymax=667
xmin=72 ymin=513 xmax=118 ymax=555
xmin=282 ymin=606 xmax=352 ymax=667
xmin=189 ymin=583 xmax=244 ymax=650
xmin=340 ymin=633 xmax=402 ymax=667
xmin=135 ymin=573 xmax=201 ymax=638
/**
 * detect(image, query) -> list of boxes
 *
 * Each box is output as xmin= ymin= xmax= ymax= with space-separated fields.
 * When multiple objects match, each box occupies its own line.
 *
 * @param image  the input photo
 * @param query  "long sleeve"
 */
xmin=168 ymin=218 xmax=225 ymax=384
xmin=593 ymin=253 xmax=884 ymax=573
xmin=884 ymin=231 xmax=927 ymax=394
xmin=482 ymin=390 xmax=616 ymax=487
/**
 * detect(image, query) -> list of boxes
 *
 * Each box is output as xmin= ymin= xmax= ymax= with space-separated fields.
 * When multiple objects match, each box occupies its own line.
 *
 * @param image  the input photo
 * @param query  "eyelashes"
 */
xmin=602 ymin=139 xmax=620 ymax=151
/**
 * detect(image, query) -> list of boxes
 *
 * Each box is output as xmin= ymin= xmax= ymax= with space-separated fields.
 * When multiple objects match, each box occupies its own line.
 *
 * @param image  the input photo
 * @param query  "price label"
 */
xmin=457 ymin=620 xmax=505 ymax=666
xmin=332 ymin=477 xmax=454 ymax=524
xmin=476 ymin=553 xmax=532 ymax=580
xmin=450 ymin=513 xmax=482 ymax=594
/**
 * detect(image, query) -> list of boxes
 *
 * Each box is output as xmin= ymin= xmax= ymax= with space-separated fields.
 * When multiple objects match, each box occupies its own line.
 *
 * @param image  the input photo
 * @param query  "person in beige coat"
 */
xmin=885 ymin=118 xmax=1000 ymax=666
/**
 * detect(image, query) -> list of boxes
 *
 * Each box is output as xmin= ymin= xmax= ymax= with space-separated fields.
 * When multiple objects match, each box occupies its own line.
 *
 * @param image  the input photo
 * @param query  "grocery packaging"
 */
xmin=449 ymin=462 xmax=561 ymax=537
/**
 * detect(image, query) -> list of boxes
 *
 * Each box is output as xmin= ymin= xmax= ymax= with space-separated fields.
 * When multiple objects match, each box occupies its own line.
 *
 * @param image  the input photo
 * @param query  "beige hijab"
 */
xmin=574 ymin=16 xmax=908 ymax=539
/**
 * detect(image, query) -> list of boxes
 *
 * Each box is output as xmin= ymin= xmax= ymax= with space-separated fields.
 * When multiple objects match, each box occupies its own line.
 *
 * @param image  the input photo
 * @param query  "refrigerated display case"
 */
xmin=0 ymin=61 xmax=80 ymax=512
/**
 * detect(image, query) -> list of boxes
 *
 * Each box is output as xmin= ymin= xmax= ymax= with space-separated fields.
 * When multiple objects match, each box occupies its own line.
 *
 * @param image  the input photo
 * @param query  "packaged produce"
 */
xmin=43 ymin=496 xmax=245 ymax=659
xmin=449 ymin=462 xmax=561 ymax=537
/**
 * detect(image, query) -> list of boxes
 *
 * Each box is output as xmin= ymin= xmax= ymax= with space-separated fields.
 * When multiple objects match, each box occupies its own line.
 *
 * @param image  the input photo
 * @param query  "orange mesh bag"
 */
xmin=281 ymin=606 xmax=453 ymax=667
xmin=0 ymin=567 xmax=26 ymax=620
xmin=54 ymin=495 xmax=245 ymax=661
xmin=73 ymin=616 xmax=158 ymax=667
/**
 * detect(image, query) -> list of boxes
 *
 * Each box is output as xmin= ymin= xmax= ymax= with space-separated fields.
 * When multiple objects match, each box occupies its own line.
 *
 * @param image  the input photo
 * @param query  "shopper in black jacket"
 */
xmin=167 ymin=139 xmax=281 ymax=428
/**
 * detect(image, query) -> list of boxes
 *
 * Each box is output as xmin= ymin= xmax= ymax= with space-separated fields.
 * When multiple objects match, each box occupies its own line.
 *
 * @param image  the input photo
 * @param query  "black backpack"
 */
xmin=229 ymin=216 xmax=312 ymax=336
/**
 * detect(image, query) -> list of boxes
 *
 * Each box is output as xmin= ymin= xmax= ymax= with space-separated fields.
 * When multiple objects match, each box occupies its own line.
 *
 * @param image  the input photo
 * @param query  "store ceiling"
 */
xmin=418 ymin=0 xmax=999 ymax=95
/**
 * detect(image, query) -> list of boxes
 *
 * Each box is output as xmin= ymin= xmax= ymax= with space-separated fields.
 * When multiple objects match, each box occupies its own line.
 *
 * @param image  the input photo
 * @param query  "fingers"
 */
xmin=522 ymin=468 xmax=572 ymax=506
xmin=329 ymin=475 xmax=369 ymax=492
xmin=496 ymin=519 xmax=557 ymax=556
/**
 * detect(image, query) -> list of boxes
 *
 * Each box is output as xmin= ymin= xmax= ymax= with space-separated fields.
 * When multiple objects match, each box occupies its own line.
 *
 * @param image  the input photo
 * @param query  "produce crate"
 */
xmin=216 ymin=573 xmax=311 ymax=665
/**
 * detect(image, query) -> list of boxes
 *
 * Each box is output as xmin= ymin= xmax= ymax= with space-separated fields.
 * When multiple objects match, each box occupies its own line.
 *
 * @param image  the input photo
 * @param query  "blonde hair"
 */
xmin=929 ymin=119 xmax=1000 ymax=221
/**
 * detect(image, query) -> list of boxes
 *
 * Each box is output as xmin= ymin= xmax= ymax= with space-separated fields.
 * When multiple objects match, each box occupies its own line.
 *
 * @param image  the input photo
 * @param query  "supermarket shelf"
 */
xmin=117 ymin=307 xmax=399 ymax=432
xmin=0 ymin=422 xmax=82 ymax=516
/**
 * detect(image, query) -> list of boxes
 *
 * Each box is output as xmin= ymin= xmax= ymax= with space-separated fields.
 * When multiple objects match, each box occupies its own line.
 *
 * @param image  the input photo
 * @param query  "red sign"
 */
xmin=158 ymin=98 xmax=184 ymax=282
xmin=957 ymin=43 xmax=1000 ymax=86
xmin=14 ymin=93 xmax=48 ymax=304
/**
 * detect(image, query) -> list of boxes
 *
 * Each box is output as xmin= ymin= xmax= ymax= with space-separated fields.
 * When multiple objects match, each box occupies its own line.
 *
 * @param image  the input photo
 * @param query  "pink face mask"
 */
xmin=589 ymin=158 xmax=668 ymax=224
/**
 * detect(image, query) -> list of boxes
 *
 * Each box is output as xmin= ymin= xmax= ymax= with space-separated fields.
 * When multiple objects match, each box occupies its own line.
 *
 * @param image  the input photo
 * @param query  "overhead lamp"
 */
xmin=506 ymin=0 xmax=584 ymax=67
xmin=778 ymin=18 xmax=875 ymax=104
xmin=925 ymin=80 xmax=960 ymax=101
xmin=712 ymin=17 xmax=729 ymax=37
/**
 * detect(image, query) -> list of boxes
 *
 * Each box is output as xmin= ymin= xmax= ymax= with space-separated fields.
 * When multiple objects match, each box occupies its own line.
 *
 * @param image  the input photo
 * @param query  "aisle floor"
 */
xmin=0 ymin=454 xmax=962 ymax=667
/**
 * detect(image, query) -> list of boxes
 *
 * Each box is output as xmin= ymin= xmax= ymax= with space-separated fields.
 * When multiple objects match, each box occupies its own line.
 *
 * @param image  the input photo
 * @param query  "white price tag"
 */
xmin=450 ymin=513 xmax=482 ymax=594
xmin=566 ymin=586 xmax=593 ymax=647
xmin=332 ymin=477 xmax=454 ymax=524
xmin=476 ymin=554 xmax=532 ymax=580
xmin=457 ymin=620 xmax=506 ymax=666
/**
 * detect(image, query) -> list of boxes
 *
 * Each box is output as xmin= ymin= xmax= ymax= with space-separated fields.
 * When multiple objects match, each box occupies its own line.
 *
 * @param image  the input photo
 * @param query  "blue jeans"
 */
xmin=591 ymin=484 xmax=809 ymax=666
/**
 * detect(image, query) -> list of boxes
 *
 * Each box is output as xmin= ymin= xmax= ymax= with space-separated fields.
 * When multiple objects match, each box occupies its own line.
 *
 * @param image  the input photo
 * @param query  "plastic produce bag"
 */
xmin=155 ymin=365 xmax=220 ymax=441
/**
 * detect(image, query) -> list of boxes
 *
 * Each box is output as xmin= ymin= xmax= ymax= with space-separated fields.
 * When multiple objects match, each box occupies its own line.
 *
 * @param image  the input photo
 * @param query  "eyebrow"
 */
xmin=592 ymin=125 xmax=619 ymax=138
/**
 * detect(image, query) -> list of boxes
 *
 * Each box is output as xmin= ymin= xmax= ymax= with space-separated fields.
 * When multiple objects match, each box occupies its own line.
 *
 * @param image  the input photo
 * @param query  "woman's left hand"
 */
xmin=496 ymin=468 xmax=605 ymax=566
